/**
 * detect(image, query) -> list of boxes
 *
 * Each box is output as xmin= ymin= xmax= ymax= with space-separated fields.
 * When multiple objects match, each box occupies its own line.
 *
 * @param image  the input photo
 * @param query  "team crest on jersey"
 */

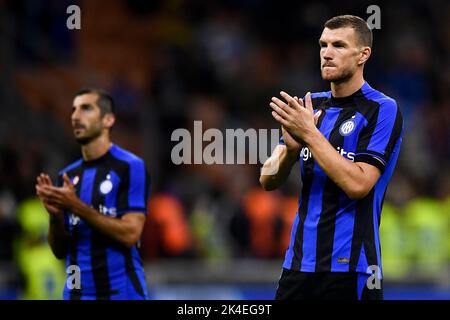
xmin=99 ymin=175 xmax=113 ymax=195
xmin=339 ymin=117 xmax=356 ymax=136
xmin=69 ymin=213 xmax=80 ymax=226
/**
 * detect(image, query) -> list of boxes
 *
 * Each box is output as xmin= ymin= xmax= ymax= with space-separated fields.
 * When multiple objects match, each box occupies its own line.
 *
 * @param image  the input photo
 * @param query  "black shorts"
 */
xmin=275 ymin=268 xmax=383 ymax=300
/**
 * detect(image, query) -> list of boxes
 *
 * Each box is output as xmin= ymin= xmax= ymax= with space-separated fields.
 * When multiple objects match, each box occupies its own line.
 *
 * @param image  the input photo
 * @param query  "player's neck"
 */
xmin=81 ymin=135 xmax=112 ymax=161
xmin=330 ymin=73 xmax=365 ymax=98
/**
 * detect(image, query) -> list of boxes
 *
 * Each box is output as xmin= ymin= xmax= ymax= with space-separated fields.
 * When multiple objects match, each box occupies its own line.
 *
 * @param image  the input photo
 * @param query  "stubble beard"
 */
xmin=74 ymin=127 xmax=102 ymax=145
xmin=321 ymin=65 xmax=355 ymax=84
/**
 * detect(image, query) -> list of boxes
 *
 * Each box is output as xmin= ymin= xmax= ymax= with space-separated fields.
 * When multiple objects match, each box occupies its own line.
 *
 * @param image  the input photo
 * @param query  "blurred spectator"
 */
xmin=0 ymin=190 xmax=19 ymax=262
xmin=141 ymin=193 xmax=193 ymax=260
xmin=403 ymin=197 xmax=448 ymax=275
xmin=15 ymin=197 xmax=66 ymax=299
xmin=379 ymin=202 xmax=411 ymax=279
xmin=237 ymin=188 xmax=281 ymax=258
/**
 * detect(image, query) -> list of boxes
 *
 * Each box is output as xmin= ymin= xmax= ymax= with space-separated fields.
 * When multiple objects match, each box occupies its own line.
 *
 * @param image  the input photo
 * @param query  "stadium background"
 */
xmin=0 ymin=0 xmax=449 ymax=299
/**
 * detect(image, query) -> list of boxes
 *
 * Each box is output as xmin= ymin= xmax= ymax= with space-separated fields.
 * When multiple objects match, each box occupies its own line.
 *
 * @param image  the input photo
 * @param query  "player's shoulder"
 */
xmin=310 ymin=90 xmax=331 ymax=109
xmin=363 ymin=83 xmax=399 ymax=112
xmin=58 ymin=158 xmax=83 ymax=176
xmin=109 ymin=144 xmax=145 ymax=165
xmin=310 ymin=90 xmax=331 ymax=100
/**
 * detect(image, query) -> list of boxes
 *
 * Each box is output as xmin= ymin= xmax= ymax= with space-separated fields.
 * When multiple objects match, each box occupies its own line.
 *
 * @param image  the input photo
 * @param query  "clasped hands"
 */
xmin=270 ymin=91 xmax=322 ymax=152
xmin=35 ymin=173 xmax=79 ymax=215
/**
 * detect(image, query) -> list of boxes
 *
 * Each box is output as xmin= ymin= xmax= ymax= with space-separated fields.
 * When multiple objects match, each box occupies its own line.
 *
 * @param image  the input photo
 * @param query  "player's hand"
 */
xmin=282 ymin=124 xmax=302 ymax=154
xmin=270 ymin=92 xmax=322 ymax=145
xmin=282 ymin=96 xmax=302 ymax=154
xmin=36 ymin=173 xmax=63 ymax=216
xmin=36 ymin=173 xmax=80 ymax=212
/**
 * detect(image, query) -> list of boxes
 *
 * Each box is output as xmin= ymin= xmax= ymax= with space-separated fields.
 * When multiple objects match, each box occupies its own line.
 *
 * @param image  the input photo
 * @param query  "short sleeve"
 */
xmin=354 ymin=99 xmax=403 ymax=173
xmin=116 ymin=159 xmax=151 ymax=216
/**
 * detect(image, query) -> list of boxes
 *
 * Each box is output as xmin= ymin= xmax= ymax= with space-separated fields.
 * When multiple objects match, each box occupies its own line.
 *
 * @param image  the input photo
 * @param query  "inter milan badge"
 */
xmin=339 ymin=117 xmax=356 ymax=136
xmin=69 ymin=213 xmax=80 ymax=226
xmin=99 ymin=174 xmax=113 ymax=195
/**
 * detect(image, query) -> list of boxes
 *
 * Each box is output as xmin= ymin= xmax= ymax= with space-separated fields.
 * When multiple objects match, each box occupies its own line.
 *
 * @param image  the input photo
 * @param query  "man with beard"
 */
xmin=260 ymin=15 xmax=404 ymax=300
xmin=35 ymin=89 xmax=150 ymax=300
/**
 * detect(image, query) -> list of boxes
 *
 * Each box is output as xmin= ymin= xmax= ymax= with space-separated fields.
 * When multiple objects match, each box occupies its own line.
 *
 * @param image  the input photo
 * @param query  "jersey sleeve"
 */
xmin=354 ymin=99 xmax=403 ymax=173
xmin=116 ymin=159 xmax=151 ymax=216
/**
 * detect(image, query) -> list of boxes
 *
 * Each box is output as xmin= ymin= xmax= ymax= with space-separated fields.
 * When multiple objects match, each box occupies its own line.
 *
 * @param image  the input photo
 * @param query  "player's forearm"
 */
xmin=71 ymin=201 xmax=140 ymax=248
xmin=48 ymin=215 xmax=69 ymax=259
xmin=260 ymin=145 xmax=299 ymax=191
xmin=303 ymin=128 xmax=373 ymax=200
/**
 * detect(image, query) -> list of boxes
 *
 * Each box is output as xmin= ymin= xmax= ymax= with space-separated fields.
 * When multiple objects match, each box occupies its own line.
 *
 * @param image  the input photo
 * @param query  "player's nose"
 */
xmin=71 ymin=107 xmax=81 ymax=121
xmin=322 ymin=46 xmax=334 ymax=59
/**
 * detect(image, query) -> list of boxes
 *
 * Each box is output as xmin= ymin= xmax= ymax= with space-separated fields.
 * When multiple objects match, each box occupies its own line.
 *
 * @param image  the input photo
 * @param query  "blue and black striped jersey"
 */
xmin=281 ymin=82 xmax=404 ymax=278
xmin=58 ymin=144 xmax=150 ymax=300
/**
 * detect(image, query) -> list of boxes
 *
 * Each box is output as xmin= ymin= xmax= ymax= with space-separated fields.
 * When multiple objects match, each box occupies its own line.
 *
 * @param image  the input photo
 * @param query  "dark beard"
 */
xmin=75 ymin=136 xmax=93 ymax=145
xmin=74 ymin=129 xmax=102 ymax=145
xmin=322 ymin=68 xmax=354 ymax=83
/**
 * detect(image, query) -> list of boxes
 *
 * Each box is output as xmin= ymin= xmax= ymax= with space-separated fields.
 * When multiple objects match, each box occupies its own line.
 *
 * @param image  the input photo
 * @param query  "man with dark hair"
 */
xmin=75 ymin=88 xmax=115 ymax=116
xmin=35 ymin=89 xmax=150 ymax=300
xmin=324 ymin=15 xmax=373 ymax=48
xmin=260 ymin=15 xmax=403 ymax=300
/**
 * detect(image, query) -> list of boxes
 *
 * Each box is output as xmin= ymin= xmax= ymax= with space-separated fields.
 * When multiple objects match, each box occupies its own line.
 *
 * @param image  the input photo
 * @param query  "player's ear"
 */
xmin=103 ymin=113 xmax=115 ymax=130
xmin=358 ymin=46 xmax=371 ymax=65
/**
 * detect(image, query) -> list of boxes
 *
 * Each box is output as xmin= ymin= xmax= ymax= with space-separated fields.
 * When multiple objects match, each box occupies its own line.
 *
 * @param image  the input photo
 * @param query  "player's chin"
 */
xmin=74 ymin=135 xmax=92 ymax=145
xmin=321 ymin=71 xmax=342 ymax=82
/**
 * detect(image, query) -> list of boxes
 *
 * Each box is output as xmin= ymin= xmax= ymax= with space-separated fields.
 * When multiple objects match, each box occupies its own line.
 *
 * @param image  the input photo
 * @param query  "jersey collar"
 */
xmin=82 ymin=143 xmax=115 ymax=166
xmin=328 ymin=81 xmax=369 ymax=106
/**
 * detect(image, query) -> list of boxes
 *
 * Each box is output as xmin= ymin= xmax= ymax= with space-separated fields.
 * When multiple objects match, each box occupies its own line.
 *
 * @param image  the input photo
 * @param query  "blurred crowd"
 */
xmin=0 ymin=0 xmax=449 ymax=298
